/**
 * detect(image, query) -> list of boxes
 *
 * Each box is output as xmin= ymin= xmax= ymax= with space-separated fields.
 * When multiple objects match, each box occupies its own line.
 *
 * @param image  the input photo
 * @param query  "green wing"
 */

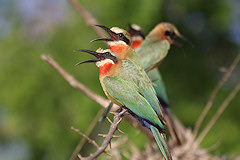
xmin=117 ymin=59 xmax=163 ymax=117
xmin=102 ymin=75 xmax=165 ymax=130
xmin=136 ymin=39 xmax=170 ymax=71
xmin=148 ymin=68 xmax=169 ymax=104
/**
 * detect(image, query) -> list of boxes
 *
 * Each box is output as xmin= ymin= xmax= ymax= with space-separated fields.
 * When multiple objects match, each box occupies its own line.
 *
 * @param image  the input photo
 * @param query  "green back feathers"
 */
xmin=136 ymin=39 xmax=170 ymax=71
xmin=102 ymin=59 xmax=165 ymax=129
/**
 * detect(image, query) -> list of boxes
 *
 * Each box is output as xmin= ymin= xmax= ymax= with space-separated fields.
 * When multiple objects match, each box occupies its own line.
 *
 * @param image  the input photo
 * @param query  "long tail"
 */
xmin=150 ymin=125 xmax=172 ymax=160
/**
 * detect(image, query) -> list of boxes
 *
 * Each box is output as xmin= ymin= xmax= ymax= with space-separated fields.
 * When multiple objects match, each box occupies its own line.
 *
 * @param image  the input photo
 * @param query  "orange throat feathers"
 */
xmin=98 ymin=62 xmax=113 ymax=76
xmin=109 ymin=44 xmax=127 ymax=53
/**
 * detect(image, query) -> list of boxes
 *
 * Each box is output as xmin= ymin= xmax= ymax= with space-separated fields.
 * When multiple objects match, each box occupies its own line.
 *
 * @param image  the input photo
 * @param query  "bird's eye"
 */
xmin=165 ymin=31 xmax=176 ymax=38
xmin=118 ymin=33 xmax=124 ymax=37
xmin=165 ymin=31 xmax=171 ymax=36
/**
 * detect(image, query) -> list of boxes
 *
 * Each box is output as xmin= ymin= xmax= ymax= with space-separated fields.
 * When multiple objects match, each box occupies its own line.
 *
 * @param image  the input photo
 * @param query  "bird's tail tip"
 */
xmin=150 ymin=125 xmax=172 ymax=160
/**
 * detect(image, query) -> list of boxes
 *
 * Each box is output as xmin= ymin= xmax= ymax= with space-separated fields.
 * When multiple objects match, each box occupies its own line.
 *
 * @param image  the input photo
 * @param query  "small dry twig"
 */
xmin=71 ymin=126 xmax=100 ymax=149
xmin=78 ymin=109 xmax=126 ymax=160
xmin=70 ymin=109 xmax=103 ymax=160
xmin=106 ymin=117 xmax=125 ymax=134
xmin=193 ymin=54 xmax=240 ymax=137
xmin=98 ymin=134 xmax=122 ymax=138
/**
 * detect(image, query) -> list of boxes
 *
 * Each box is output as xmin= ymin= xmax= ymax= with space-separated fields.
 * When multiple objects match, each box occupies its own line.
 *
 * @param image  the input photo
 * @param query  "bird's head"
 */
xmin=75 ymin=48 xmax=118 ymax=75
xmin=148 ymin=22 xmax=194 ymax=51
xmin=128 ymin=23 xmax=145 ymax=49
xmin=92 ymin=25 xmax=132 ymax=53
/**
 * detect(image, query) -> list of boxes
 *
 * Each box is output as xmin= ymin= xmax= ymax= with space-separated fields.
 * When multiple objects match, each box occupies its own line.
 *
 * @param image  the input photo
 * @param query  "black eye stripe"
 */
xmin=165 ymin=31 xmax=176 ymax=38
xmin=116 ymin=33 xmax=130 ymax=45
xmin=102 ymin=52 xmax=118 ymax=63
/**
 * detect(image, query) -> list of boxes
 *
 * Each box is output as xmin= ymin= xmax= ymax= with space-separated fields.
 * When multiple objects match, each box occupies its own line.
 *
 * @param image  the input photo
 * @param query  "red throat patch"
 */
xmin=109 ymin=44 xmax=126 ymax=53
xmin=98 ymin=62 xmax=113 ymax=75
xmin=133 ymin=40 xmax=142 ymax=49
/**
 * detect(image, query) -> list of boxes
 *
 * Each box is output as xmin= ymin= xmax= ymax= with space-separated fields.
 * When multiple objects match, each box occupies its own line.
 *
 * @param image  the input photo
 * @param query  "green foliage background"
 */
xmin=0 ymin=0 xmax=239 ymax=159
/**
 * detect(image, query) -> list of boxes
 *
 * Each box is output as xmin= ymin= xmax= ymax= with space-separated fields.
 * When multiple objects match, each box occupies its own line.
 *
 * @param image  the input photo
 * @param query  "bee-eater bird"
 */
xmin=127 ymin=23 xmax=145 ymax=49
xmin=93 ymin=23 xmax=192 ymax=145
xmin=75 ymin=48 xmax=172 ymax=160
xmin=127 ymin=23 xmax=170 ymax=109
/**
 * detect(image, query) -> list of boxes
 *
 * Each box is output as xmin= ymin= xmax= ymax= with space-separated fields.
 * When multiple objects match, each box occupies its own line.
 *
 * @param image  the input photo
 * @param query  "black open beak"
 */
xmin=175 ymin=34 xmax=195 ymax=48
xmin=172 ymin=40 xmax=186 ymax=55
xmin=91 ymin=25 xmax=118 ymax=42
xmin=74 ymin=49 xmax=103 ymax=65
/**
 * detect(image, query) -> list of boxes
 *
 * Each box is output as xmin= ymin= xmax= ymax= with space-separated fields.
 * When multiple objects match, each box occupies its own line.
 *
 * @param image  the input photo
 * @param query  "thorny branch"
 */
xmin=78 ymin=109 xmax=126 ymax=160
xmin=193 ymin=54 xmax=240 ymax=137
xmin=71 ymin=126 xmax=100 ymax=149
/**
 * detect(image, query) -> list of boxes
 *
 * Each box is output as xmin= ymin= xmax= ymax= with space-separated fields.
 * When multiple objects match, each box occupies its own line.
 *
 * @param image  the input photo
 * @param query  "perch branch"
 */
xmin=71 ymin=126 xmax=100 ymax=149
xmin=41 ymin=54 xmax=118 ymax=110
xmin=193 ymin=54 xmax=240 ymax=137
xmin=106 ymin=117 xmax=125 ymax=134
xmin=193 ymin=82 xmax=240 ymax=147
xmin=68 ymin=0 xmax=106 ymax=38
xmin=78 ymin=109 xmax=126 ymax=160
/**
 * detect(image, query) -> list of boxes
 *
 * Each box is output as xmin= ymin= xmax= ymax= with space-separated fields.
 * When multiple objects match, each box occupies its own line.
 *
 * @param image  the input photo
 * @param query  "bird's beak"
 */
xmin=74 ymin=49 xmax=103 ymax=65
xmin=175 ymin=34 xmax=195 ymax=48
xmin=91 ymin=25 xmax=118 ymax=42
xmin=172 ymin=40 xmax=185 ymax=55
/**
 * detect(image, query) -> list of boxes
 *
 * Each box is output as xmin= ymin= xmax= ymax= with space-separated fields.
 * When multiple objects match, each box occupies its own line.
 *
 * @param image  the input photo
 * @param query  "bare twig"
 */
xmin=70 ymin=109 xmax=103 ymax=160
xmin=78 ymin=109 xmax=126 ymax=160
xmin=68 ymin=0 xmax=106 ymax=38
xmin=193 ymin=82 xmax=240 ymax=147
xmin=193 ymin=54 xmax=240 ymax=137
xmin=71 ymin=126 xmax=100 ymax=149
xmin=98 ymin=134 xmax=121 ymax=138
xmin=106 ymin=117 xmax=125 ymax=134
xmin=41 ymin=54 xmax=118 ymax=111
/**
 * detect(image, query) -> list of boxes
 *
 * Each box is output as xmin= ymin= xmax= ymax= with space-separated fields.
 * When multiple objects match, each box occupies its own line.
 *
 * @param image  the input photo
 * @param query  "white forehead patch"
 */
xmin=131 ymin=24 xmax=141 ymax=31
xmin=96 ymin=48 xmax=105 ymax=53
xmin=96 ymin=48 xmax=118 ymax=57
xmin=96 ymin=59 xmax=114 ymax=67
xmin=110 ymin=27 xmax=125 ymax=34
